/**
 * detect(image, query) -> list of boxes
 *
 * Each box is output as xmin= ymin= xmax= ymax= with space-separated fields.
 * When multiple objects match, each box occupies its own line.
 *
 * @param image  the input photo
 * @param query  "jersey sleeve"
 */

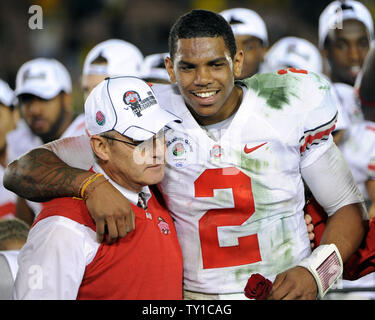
xmin=299 ymin=73 xmax=338 ymax=168
xmin=43 ymin=134 xmax=94 ymax=170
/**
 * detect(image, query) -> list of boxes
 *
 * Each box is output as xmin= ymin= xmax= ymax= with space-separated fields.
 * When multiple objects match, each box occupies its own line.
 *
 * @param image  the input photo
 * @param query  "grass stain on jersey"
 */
xmin=241 ymin=73 xmax=301 ymax=110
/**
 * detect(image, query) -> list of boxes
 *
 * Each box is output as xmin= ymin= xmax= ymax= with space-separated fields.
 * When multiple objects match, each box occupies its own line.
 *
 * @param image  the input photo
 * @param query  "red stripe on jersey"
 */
xmin=368 ymin=164 xmax=375 ymax=171
xmin=300 ymin=123 xmax=336 ymax=154
xmin=366 ymin=125 xmax=375 ymax=132
xmin=0 ymin=202 xmax=16 ymax=219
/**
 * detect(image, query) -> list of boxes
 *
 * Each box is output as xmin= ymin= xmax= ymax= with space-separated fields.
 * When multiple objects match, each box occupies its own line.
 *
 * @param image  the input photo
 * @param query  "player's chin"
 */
xmin=190 ymin=103 xmax=222 ymax=118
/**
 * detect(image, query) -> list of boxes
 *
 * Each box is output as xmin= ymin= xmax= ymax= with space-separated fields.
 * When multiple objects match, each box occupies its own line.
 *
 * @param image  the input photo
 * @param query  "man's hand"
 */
xmin=268 ymin=266 xmax=317 ymax=300
xmin=84 ymin=177 xmax=135 ymax=243
xmin=304 ymin=213 xmax=315 ymax=248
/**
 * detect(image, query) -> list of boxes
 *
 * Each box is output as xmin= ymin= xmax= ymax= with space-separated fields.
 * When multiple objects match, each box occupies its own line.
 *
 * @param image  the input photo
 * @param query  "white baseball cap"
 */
xmin=263 ymin=37 xmax=323 ymax=74
xmin=83 ymin=39 xmax=144 ymax=77
xmin=0 ymin=79 xmax=15 ymax=107
xmin=15 ymin=58 xmax=72 ymax=100
xmin=319 ymin=0 xmax=374 ymax=48
xmin=220 ymin=8 xmax=268 ymax=45
xmin=140 ymin=52 xmax=170 ymax=82
xmin=85 ymin=76 xmax=181 ymax=140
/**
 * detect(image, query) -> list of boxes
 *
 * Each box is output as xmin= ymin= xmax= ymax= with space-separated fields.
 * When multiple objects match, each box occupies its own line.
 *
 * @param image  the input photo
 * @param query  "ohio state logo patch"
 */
xmin=157 ymin=216 xmax=170 ymax=235
xmin=123 ymin=90 xmax=157 ymax=117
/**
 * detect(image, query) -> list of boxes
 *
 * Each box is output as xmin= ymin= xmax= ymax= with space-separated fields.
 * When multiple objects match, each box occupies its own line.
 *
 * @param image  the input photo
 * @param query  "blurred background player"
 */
xmin=319 ymin=0 xmax=373 ymax=124
xmin=81 ymin=39 xmax=144 ymax=100
xmin=220 ymin=7 xmax=268 ymax=79
xmin=8 ymin=58 xmax=86 ymax=224
xmin=318 ymin=1 xmax=375 ymax=222
xmin=0 ymin=80 xmax=18 ymax=219
xmin=319 ymin=0 xmax=373 ymax=86
xmin=0 ymin=218 xmax=29 ymax=299
xmin=140 ymin=52 xmax=170 ymax=84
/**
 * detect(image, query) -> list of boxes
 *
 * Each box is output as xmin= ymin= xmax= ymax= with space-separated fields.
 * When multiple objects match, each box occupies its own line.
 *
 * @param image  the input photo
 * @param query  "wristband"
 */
xmin=298 ymin=244 xmax=343 ymax=299
xmin=79 ymin=173 xmax=104 ymax=199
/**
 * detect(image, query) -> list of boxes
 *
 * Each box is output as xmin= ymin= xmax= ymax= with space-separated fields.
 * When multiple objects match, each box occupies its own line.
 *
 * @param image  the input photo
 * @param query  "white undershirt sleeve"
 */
xmin=301 ymin=142 xmax=367 ymax=218
xmin=13 ymin=216 xmax=99 ymax=300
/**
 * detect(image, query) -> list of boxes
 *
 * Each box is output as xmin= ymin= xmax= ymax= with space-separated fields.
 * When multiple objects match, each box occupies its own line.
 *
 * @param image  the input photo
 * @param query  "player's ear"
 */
xmin=165 ymin=57 xmax=176 ymax=83
xmin=233 ymin=50 xmax=244 ymax=79
xmin=90 ymin=135 xmax=110 ymax=162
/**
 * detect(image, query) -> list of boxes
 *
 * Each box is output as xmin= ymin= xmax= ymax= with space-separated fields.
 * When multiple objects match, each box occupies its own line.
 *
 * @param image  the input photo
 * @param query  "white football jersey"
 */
xmin=333 ymin=83 xmax=364 ymax=126
xmin=153 ymin=70 xmax=338 ymax=294
xmin=339 ymin=121 xmax=375 ymax=200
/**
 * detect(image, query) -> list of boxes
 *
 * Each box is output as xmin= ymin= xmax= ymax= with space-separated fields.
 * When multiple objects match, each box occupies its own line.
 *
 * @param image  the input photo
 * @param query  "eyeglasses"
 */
xmin=101 ymin=135 xmax=143 ymax=147
xmin=102 ymin=127 xmax=170 ymax=147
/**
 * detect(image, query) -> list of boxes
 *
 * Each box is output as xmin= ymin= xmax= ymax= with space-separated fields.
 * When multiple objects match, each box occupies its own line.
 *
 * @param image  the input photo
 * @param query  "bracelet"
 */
xmin=297 ymin=244 xmax=343 ymax=299
xmin=79 ymin=173 xmax=104 ymax=199
xmin=83 ymin=177 xmax=109 ymax=201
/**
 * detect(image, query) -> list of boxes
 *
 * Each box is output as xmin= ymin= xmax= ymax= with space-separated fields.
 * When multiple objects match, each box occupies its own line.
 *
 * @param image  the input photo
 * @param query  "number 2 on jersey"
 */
xmin=195 ymin=168 xmax=262 ymax=269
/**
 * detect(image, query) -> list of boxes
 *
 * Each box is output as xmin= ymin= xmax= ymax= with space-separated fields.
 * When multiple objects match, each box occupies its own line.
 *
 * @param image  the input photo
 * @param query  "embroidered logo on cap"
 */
xmin=96 ymin=111 xmax=105 ymax=126
xmin=123 ymin=90 xmax=157 ymax=117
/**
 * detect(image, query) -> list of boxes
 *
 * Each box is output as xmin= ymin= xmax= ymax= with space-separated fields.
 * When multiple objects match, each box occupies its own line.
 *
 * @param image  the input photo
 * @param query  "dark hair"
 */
xmin=0 ymin=218 xmax=29 ymax=249
xmin=168 ymin=9 xmax=237 ymax=61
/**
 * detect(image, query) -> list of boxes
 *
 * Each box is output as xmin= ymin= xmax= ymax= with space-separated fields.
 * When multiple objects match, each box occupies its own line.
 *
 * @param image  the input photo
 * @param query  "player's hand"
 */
xmin=268 ymin=266 xmax=317 ymax=300
xmin=304 ymin=213 xmax=315 ymax=248
xmin=84 ymin=177 xmax=135 ymax=243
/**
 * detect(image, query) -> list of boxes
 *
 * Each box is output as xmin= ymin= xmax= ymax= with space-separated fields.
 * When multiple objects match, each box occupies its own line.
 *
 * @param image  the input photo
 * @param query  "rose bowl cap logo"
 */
xmin=96 ymin=111 xmax=105 ymax=126
xmin=123 ymin=90 xmax=157 ymax=117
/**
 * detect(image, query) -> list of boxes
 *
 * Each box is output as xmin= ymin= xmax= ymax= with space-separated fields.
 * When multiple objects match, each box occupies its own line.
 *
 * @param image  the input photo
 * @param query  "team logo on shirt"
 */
xmin=96 ymin=111 xmax=105 ymax=126
xmin=157 ymin=216 xmax=170 ymax=235
xmin=210 ymin=144 xmax=223 ymax=158
xmin=123 ymin=90 xmax=157 ymax=117
xmin=166 ymin=133 xmax=195 ymax=168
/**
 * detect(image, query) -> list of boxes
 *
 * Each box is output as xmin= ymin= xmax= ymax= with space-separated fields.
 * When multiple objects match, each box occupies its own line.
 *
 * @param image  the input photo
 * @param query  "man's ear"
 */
xmin=90 ymin=135 xmax=110 ymax=162
xmin=165 ymin=57 xmax=176 ymax=83
xmin=233 ymin=50 xmax=244 ymax=79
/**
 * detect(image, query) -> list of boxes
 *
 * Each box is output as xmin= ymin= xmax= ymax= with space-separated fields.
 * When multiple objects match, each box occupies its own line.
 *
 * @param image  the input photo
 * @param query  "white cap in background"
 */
xmin=15 ymin=58 xmax=72 ymax=100
xmin=83 ymin=39 xmax=144 ymax=77
xmin=220 ymin=8 xmax=268 ymax=45
xmin=263 ymin=37 xmax=323 ymax=73
xmin=319 ymin=0 xmax=374 ymax=48
xmin=0 ymin=79 xmax=15 ymax=107
xmin=85 ymin=76 xmax=181 ymax=141
xmin=140 ymin=52 xmax=170 ymax=82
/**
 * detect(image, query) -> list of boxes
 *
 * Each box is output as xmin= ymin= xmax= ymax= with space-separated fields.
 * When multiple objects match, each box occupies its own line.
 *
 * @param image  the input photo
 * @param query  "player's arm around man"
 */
xmin=3 ymin=145 xmax=135 ymax=243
